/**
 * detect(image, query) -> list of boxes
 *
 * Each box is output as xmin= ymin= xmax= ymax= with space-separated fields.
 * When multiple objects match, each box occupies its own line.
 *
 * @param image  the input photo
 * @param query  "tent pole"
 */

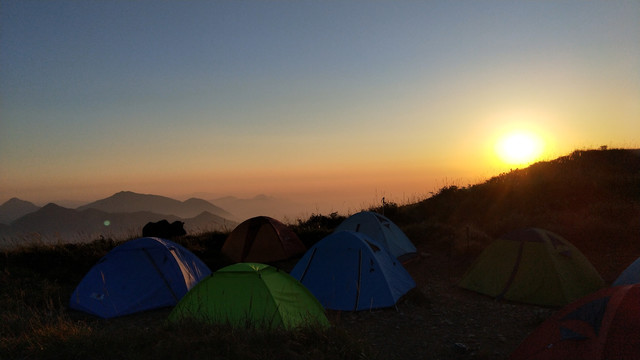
xmin=142 ymin=248 xmax=180 ymax=302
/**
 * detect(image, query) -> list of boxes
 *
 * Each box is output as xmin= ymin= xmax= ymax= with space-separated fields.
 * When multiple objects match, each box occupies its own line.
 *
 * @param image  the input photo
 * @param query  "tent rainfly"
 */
xmin=612 ymin=257 xmax=640 ymax=286
xmin=510 ymin=284 xmax=640 ymax=360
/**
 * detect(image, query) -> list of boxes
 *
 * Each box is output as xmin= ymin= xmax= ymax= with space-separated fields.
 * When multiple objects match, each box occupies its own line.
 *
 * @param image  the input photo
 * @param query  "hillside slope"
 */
xmin=392 ymin=148 xmax=640 ymax=282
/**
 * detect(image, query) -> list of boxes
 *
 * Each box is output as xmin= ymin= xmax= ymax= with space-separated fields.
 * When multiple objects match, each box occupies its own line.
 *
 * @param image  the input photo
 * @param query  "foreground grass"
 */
xmin=0 ymin=276 xmax=369 ymax=360
xmin=0 ymin=239 xmax=370 ymax=360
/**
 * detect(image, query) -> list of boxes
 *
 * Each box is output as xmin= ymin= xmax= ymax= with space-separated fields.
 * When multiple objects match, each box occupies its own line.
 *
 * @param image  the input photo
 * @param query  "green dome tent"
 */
xmin=168 ymin=263 xmax=329 ymax=330
xmin=458 ymin=228 xmax=604 ymax=307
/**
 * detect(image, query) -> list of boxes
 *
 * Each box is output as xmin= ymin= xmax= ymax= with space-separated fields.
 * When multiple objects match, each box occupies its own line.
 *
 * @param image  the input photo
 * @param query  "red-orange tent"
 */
xmin=510 ymin=284 xmax=640 ymax=360
xmin=221 ymin=216 xmax=306 ymax=263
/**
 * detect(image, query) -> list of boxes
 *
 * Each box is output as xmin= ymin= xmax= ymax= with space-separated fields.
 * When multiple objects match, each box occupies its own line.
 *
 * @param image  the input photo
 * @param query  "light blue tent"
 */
xmin=613 ymin=257 xmax=640 ymax=286
xmin=290 ymin=231 xmax=416 ymax=311
xmin=334 ymin=211 xmax=417 ymax=262
xmin=70 ymin=237 xmax=211 ymax=318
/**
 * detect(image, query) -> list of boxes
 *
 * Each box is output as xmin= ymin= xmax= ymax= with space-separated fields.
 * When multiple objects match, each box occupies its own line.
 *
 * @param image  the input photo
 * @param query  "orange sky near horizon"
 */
xmin=1 ymin=1 xmax=638 ymax=216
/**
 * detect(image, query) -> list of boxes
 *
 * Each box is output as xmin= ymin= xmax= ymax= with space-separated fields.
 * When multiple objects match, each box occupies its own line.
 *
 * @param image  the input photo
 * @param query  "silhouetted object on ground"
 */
xmin=510 ymin=284 xmax=640 ymax=360
xmin=142 ymin=220 xmax=186 ymax=238
xmin=70 ymin=237 xmax=211 ymax=318
xmin=334 ymin=211 xmax=418 ymax=262
xmin=458 ymin=227 xmax=604 ymax=307
xmin=168 ymin=262 xmax=329 ymax=329
xmin=221 ymin=216 xmax=306 ymax=263
xmin=290 ymin=230 xmax=416 ymax=311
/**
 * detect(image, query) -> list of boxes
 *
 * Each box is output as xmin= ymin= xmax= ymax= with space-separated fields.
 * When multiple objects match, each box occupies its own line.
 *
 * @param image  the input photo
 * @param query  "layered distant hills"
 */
xmin=77 ymin=191 xmax=234 ymax=219
xmin=0 ymin=191 xmax=249 ymax=246
xmin=0 ymin=191 xmax=311 ymax=246
xmin=7 ymin=148 xmax=637 ymax=248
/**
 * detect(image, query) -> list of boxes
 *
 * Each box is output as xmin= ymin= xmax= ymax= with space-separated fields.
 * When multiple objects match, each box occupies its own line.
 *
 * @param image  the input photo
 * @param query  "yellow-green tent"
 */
xmin=458 ymin=228 xmax=604 ymax=307
xmin=168 ymin=263 xmax=329 ymax=329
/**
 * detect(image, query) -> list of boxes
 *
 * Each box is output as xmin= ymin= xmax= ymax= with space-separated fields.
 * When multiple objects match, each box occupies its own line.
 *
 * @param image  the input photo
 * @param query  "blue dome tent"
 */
xmin=70 ymin=237 xmax=211 ymax=318
xmin=290 ymin=231 xmax=416 ymax=311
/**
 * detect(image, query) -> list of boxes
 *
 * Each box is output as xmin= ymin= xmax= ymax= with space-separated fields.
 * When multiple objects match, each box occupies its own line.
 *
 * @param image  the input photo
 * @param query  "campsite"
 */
xmin=1 ymin=148 xmax=639 ymax=359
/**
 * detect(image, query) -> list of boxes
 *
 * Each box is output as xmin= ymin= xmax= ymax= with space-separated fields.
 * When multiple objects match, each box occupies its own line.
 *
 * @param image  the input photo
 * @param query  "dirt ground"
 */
xmin=332 ymin=245 xmax=555 ymax=360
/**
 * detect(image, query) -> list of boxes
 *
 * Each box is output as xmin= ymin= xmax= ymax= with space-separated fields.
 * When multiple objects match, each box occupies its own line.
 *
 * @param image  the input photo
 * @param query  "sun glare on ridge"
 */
xmin=495 ymin=131 xmax=544 ymax=166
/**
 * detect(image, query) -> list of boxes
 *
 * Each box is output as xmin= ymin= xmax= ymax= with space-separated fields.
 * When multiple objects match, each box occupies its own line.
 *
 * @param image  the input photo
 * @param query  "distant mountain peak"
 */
xmin=42 ymin=202 xmax=64 ymax=209
xmin=3 ymin=197 xmax=34 ymax=206
xmin=0 ymin=198 xmax=41 ymax=224
xmin=77 ymin=191 xmax=234 ymax=219
xmin=184 ymin=197 xmax=211 ymax=204
xmin=111 ymin=190 xmax=152 ymax=198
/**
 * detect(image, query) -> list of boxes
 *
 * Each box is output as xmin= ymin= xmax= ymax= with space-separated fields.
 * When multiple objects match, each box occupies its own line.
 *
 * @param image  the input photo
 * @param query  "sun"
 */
xmin=495 ymin=131 xmax=544 ymax=166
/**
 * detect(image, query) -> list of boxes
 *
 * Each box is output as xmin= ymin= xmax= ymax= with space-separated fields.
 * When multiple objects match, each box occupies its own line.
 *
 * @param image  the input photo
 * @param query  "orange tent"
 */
xmin=221 ymin=216 xmax=306 ymax=263
xmin=510 ymin=284 xmax=640 ymax=360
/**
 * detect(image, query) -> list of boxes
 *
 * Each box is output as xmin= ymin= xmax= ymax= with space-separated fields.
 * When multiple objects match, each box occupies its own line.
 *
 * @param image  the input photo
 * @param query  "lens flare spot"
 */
xmin=103 ymin=220 xmax=111 ymax=226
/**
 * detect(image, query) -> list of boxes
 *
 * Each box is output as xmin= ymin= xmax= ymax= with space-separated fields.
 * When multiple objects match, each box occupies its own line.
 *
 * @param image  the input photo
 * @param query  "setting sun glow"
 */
xmin=495 ymin=132 xmax=544 ymax=166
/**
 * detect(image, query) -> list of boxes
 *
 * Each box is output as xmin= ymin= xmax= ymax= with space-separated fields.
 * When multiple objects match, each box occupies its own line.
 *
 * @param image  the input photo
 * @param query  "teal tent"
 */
xmin=335 ymin=211 xmax=417 ymax=262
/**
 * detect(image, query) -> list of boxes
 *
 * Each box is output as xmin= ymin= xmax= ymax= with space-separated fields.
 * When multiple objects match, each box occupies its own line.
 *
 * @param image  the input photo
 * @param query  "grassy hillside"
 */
xmin=382 ymin=148 xmax=640 ymax=282
xmin=1 ymin=148 xmax=638 ymax=359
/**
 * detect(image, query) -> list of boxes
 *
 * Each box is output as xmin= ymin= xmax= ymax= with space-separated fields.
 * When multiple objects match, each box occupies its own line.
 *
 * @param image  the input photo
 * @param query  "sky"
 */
xmin=1 ymin=0 xmax=639 ymax=216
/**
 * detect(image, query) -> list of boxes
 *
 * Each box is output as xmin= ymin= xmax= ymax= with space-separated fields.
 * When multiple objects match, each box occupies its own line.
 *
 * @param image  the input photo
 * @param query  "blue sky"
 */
xmin=1 ymin=0 xmax=639 ymax=215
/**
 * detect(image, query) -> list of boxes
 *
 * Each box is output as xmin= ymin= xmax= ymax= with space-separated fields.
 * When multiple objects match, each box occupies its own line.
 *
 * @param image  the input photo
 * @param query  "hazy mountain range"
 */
xmin=0 ymin=191 xmax=304 ymax=247
xmin=77 ymin=191 xmax=234 ymax=219
xmin=210 ymin=194 xmax=308 ymax=221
